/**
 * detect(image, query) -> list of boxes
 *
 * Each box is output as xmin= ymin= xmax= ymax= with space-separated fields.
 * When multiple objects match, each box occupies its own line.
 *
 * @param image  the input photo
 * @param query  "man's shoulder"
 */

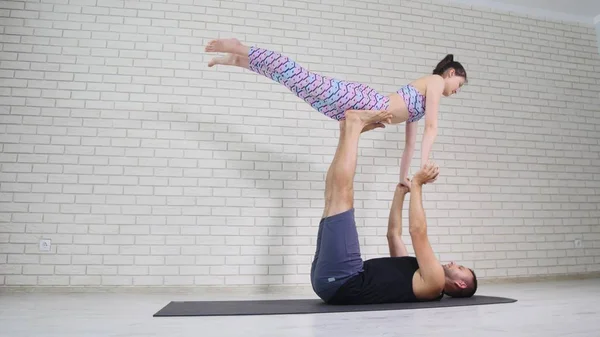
xmin=412 ymin=269 xmax=445 ymax=300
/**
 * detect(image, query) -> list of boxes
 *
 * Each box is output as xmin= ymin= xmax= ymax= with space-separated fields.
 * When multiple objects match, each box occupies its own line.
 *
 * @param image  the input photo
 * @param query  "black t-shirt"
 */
xmin=327 ymin=256 xmax=423 ymax=305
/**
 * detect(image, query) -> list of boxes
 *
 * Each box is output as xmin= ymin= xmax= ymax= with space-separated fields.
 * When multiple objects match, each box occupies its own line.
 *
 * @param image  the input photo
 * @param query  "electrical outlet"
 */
xmin=39 ymin=239 xmax=51 ymax=252
xmin=574 ymin=239 xmax=583 ymax=248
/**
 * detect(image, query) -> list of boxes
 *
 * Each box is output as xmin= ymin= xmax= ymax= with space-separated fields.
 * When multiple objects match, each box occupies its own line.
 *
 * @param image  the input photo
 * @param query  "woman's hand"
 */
xmin=398 ymin=177 xmax=411 ymax=192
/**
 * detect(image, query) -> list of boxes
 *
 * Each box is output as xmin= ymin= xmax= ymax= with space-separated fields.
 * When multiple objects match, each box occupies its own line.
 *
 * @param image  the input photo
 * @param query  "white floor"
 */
xmin=1 ymin=279 xmax=599 ymax=337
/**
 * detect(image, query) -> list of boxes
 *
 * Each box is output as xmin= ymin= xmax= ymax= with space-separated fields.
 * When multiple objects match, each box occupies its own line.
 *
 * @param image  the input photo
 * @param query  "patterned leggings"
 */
xmin=248 ymin=46 xmax=390 ymax=120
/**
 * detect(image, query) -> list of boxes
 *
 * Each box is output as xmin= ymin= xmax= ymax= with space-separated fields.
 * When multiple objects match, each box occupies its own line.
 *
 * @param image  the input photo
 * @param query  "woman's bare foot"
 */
xmin=205 ymin=38 xmax=248 ymax=56
xmin=208 ymin=54 xmax=239 ymax=67
xmin=345 ymin=109 xmax=393 ymax=126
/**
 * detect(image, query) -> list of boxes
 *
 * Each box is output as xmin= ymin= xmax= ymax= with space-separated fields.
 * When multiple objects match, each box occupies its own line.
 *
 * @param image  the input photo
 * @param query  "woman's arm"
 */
xmin=420 ymin=78 xmax=444 ymax=167
xmin=399 ymin=121 xmax=418 ymax=186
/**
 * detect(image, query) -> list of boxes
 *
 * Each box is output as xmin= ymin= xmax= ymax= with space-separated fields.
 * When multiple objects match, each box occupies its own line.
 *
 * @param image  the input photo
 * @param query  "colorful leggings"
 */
xmin=248 ymin=46 xmax=390 ymax=120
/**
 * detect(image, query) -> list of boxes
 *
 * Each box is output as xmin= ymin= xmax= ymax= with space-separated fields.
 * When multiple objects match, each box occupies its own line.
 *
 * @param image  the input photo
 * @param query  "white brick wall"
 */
xmin=1 ymin=0 xmax=600 ymax=288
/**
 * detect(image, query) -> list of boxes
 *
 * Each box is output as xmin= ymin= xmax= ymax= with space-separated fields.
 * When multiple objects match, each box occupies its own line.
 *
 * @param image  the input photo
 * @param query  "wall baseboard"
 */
xmin=475 ymin=272 xmax=600 ymax=284
xmin=2 ymin=272 xmax=599 ymax=295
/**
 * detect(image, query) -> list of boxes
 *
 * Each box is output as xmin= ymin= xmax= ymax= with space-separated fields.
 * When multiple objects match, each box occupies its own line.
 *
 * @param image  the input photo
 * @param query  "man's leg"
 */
xmin=322 ymin=110 xmax=391 ymax=218
xmin=311 ymin=109 xmax=392 ymax=302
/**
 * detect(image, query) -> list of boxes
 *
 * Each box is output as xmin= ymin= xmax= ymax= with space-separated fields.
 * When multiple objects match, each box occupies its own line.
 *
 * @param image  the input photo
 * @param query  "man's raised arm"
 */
xmin=387 ymin=183 xmax=410 ymax=257
xmin=409 ymin=162 xmax=445 ymax=297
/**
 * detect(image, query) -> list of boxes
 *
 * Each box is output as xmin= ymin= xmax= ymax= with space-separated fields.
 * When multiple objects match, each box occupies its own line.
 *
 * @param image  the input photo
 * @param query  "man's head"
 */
xmin=442 ymin=262 xmax=477 ymax=298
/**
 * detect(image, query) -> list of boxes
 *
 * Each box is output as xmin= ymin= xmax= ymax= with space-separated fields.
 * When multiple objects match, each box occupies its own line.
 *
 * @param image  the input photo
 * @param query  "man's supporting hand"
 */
xmin=412 ymin=161 xmax=439 ymax=186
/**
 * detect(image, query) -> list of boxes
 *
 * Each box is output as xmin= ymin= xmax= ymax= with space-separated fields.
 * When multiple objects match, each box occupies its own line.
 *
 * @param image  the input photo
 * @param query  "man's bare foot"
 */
xmin=345 ymin=109 xmax=393 ymax=126
xmin=208 ymin=53 xmax=239 ymax=67
xmin=205 ymin=38 xmax=246 ymax=56
xmin=361 ymin=122 xmax=385 ymax=133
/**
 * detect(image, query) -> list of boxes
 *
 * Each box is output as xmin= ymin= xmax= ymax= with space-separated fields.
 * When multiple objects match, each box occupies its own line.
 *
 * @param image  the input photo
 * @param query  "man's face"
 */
xmin=443 ymin=261 xmax=472 ymax=281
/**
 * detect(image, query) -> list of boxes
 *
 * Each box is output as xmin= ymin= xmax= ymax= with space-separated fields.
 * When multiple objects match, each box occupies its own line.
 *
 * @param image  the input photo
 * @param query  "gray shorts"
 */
xmin=310 ymin=208 xmax=364 ymax=302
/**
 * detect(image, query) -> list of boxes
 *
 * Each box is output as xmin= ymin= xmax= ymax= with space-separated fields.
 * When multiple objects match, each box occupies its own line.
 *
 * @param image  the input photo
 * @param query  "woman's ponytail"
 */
xmin=432 ymin=54 xmax=467 ymax=82
xmin=433 ymin=54 xmax=454 ymax=75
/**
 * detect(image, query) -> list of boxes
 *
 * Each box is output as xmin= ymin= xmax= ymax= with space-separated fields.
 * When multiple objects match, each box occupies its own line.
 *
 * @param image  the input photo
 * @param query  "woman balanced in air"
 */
xmin=205 ymin=38 xmax=467 ymax=188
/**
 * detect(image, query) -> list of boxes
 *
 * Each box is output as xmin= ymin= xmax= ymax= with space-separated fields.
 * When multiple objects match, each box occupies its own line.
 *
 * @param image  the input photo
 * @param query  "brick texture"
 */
xmin=1 ymin=0 xmax=600 ymax=287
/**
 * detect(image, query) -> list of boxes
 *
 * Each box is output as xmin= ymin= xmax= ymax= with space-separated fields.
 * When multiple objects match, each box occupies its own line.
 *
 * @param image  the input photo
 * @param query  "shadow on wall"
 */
xmin=202 ymin=108 xmax=396 ymax=287
xmin=204 ymin=114 xmax=324 ymax=286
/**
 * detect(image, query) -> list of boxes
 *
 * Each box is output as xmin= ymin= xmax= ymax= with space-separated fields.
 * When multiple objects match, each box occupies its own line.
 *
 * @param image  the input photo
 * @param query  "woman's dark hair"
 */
xmin=433 ymin=54 xmax=467 ymax=82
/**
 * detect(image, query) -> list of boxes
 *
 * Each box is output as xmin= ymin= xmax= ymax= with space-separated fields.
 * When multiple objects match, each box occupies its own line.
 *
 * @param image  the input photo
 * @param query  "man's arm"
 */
xmin=409 ymin=163 xmax=445 ymax=297
xmin=387 ymin=183 xmax=409 ymax=257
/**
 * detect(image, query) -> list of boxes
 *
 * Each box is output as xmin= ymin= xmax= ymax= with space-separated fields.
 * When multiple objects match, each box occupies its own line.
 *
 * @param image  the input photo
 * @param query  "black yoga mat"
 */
xmin=153 ymin=295 xmax=517 ymax=317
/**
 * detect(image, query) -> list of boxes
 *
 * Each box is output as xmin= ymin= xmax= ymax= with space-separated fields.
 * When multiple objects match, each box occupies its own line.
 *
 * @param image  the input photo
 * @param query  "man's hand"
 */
xmin=396 ymin=181 xmax=410 ymax=194
xmin=412 ymin=161 xmax=439 ymax=186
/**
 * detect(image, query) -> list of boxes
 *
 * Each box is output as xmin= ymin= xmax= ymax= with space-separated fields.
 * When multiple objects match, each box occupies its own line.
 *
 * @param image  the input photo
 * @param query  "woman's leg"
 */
xmin=246 ymin=46 xmax=391 ymax=120
xmin=205 ymin=38 xmax=390 ymax=120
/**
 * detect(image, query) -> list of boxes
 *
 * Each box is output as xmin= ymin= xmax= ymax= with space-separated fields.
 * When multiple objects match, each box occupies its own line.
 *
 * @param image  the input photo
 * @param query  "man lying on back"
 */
xmin=309 ymin=109 xmax=477 ymax=304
